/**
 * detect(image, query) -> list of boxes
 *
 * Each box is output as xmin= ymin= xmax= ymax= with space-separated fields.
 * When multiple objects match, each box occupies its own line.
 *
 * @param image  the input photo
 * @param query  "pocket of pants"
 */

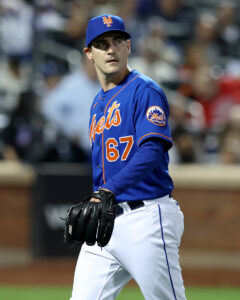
xmin=158 ymin=202 xmax=184 ymax=246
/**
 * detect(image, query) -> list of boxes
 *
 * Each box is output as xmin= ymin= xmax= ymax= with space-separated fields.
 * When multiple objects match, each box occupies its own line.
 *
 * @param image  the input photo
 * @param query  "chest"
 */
xmin=89 ymin=94 xmax=135 ymax=143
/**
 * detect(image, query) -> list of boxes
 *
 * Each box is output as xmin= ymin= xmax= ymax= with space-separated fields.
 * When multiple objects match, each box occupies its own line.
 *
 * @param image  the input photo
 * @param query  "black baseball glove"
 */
xmin=64 ymin=190 xmax=117 ymax=247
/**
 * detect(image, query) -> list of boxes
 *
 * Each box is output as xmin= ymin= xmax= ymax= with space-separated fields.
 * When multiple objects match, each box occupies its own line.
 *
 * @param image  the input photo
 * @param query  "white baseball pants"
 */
xmin=70 ymin=195 xmax=187 ymax=300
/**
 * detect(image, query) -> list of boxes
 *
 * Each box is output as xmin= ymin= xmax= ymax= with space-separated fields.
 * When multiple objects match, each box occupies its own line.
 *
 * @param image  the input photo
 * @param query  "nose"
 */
xmin=106 ymin=41 xmax=116 ymax=53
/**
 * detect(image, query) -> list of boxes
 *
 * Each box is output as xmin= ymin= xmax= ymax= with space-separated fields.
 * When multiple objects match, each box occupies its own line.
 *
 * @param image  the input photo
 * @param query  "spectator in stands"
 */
xmin=63 ymin=0 xmax=91 ymax=49
xmin=178 ymin=43 xmax=209 ymax=85
xmin=0 ymin=0 xmax=33 ymax=61
xmin=216 ymin=0 xmax=240 ymax=58
xmin=168 ymin=92 xmax=199 ymax=164
xmin=186 ymin=65 xmax=240 ymax=130
xmin=40 ymin=55 xmax=101 ymax=161
xmin=192 ymin=12 xmax=220 ymax=65
xmin=116 ymin=0 xmax=146 ymax=55
xmin=219 ymin=104 xmax=240 ymax=164
xmin=137 ymin=0 xmax=194 ymax=45
xmin=129 ymin=17 xmax=180 ymax=84
xmin=91 ymin=0 xmax=116 ymax=15
xmin=0 ymin=56 xmax=29 ymax=114
xmin=1 ymin=86 xmax=89 ymax=164
xmin=39 ymin=60 xmax=65 ymax=94
xmin=1 ymin=90 xmax=46 ymax=162
xmin=34 ymin=0 xmax=65 ymax=33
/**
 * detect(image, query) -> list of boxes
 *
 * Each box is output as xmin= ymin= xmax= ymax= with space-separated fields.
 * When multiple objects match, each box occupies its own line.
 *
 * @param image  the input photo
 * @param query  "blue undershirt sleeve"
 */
xmin=102 ymin=138 xmax=164 ymax=196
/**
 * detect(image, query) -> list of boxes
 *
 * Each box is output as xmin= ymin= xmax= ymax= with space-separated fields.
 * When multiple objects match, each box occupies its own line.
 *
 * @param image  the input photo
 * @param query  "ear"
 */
xmin=126 ymin=40 xmax=131 ymax=55
xmin=83 ymin=47 xmax=93 ymax=61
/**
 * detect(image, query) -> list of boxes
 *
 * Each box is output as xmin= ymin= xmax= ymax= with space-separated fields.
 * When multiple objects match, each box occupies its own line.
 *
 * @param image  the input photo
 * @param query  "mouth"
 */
xmin=106 ymin=59 xmax=119 ymax=63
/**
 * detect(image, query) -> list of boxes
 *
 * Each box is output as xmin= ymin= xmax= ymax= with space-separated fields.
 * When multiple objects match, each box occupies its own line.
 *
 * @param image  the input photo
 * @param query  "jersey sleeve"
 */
xmin=102 ymin=138 xmax=164 ymax=195
xmin=134 ymin=86 xmax=173 ymax=149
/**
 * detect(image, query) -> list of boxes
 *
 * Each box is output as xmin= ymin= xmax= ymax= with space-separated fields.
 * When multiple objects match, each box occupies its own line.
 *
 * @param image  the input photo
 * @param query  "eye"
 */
xmin=93 ymin=40 xmax=107 ymax=49
xmin=113 ymin=38 xmax=123 ymax=45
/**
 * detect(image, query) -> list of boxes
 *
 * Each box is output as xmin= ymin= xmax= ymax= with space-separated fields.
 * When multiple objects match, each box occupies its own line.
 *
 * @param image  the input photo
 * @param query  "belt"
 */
xmin=116 ymin=193 xmax=172 ymax=217
xmin=116 ymin=200 xmax=144 ymax=217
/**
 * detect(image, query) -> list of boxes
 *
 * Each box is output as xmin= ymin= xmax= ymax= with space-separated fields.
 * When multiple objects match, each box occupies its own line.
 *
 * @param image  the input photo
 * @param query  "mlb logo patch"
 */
xmin=146 ymin=106 xmax=166 ymax=126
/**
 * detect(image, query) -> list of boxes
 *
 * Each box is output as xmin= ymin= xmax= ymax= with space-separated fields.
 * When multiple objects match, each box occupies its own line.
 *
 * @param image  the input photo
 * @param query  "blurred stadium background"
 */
xmin=0 ymin=0 xmax=240 ymax=299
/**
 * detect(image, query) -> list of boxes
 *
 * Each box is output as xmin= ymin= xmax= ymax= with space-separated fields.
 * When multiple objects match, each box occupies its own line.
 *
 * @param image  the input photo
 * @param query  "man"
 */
xmin=69 ymin=14 xmax=186 ymax=300
xmin=40 ymin=56 xmax=100 ymax=161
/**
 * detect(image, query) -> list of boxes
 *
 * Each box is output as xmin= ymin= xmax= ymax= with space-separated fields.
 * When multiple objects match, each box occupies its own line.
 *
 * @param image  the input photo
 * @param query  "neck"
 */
xmin=98 ymin=67 xmax=131 ymax=92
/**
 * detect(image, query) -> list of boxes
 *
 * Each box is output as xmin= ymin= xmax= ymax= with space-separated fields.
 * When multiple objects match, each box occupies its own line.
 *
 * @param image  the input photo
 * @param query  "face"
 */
xmin=84 ymin=32 xmax=131 ymax=78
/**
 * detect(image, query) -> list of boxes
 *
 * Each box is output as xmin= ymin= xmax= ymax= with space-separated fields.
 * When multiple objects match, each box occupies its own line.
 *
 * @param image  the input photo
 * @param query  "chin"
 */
xmin=108 ymin=63 xmax=120 ymax=70
xmin=106 ymin=66 xmax=120 ymax=75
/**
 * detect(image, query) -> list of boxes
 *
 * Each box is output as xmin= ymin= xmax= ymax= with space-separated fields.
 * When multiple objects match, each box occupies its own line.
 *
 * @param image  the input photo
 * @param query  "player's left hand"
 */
xmin=90 ymin=188 xmax=111 ymax=202
xmin=64 ymin=189 xmax=117 ymax=247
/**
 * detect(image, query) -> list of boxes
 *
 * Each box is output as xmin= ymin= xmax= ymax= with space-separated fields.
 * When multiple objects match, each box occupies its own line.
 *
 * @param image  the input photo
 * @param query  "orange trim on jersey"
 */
xmin=137 ymin=132 xmax=172 ymax=145
xmin=92 ymin=102 xmax=99 ymax=110
xmin=101 ymin=74 xmax=140 ymax=184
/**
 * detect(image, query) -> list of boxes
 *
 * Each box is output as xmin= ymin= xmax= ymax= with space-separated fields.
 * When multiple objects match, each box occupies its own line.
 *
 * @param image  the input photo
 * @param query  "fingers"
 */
xmin=90 ymin=197 xmax=102 ymax=202
xmin=74 ymin=202 xmax=101 ymax=245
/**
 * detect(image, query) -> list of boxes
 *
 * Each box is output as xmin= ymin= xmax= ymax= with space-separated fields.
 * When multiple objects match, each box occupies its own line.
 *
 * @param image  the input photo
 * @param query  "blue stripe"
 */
xmin=158 ymin=205 xmax=178 ymax=300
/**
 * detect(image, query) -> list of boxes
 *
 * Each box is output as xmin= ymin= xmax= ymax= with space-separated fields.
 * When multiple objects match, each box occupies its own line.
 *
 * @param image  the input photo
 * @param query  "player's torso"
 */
xmin=89 ymin=72 xmax=140 ymax=188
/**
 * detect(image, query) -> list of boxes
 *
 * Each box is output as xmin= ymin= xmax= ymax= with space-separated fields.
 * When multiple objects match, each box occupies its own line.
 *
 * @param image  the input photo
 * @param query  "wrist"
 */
xmin=99 ymin=187 xmax=111 ymax=192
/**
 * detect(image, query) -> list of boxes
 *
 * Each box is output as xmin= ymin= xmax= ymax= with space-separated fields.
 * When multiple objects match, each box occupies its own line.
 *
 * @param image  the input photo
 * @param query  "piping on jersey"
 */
xmin=92 ymin=101 xmax=99 ymax=110
xmin=102 ymin=74 xmax=140 ymax=184
xmin=137 ymin=132 xmax=173 ymax=145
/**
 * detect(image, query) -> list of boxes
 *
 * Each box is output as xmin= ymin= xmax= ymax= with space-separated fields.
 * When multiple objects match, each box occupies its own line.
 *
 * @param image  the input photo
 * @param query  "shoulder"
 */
xmin=90 ymin=91 xmax=101 ymax=110
xmin=131 ymin=71 xmax=168 ymax=105
xmin=133 ymin=71 xmax=167 ymax=98
xmin=131 ymin=71 xmax=170 ymax=116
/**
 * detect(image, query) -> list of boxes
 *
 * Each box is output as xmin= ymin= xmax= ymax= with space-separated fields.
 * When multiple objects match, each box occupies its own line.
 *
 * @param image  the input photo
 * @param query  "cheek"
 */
xmin=122 ymin=50 xmax=129 ymax=63
xmin=94 ymin=56 xmax=103 ymax=66
xmin=93 ymin=51 xmax=104 ymax=63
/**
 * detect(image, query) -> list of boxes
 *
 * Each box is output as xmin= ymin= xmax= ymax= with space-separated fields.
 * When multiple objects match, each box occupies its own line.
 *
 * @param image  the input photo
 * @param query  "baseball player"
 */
xmin=69 ymin=14 xmax=187 ymax=300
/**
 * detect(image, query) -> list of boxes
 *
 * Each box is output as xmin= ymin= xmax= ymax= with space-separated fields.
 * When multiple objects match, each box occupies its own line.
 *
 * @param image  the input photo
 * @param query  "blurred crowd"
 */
xmin=0 ymin=0 xmax=240 ymax=165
